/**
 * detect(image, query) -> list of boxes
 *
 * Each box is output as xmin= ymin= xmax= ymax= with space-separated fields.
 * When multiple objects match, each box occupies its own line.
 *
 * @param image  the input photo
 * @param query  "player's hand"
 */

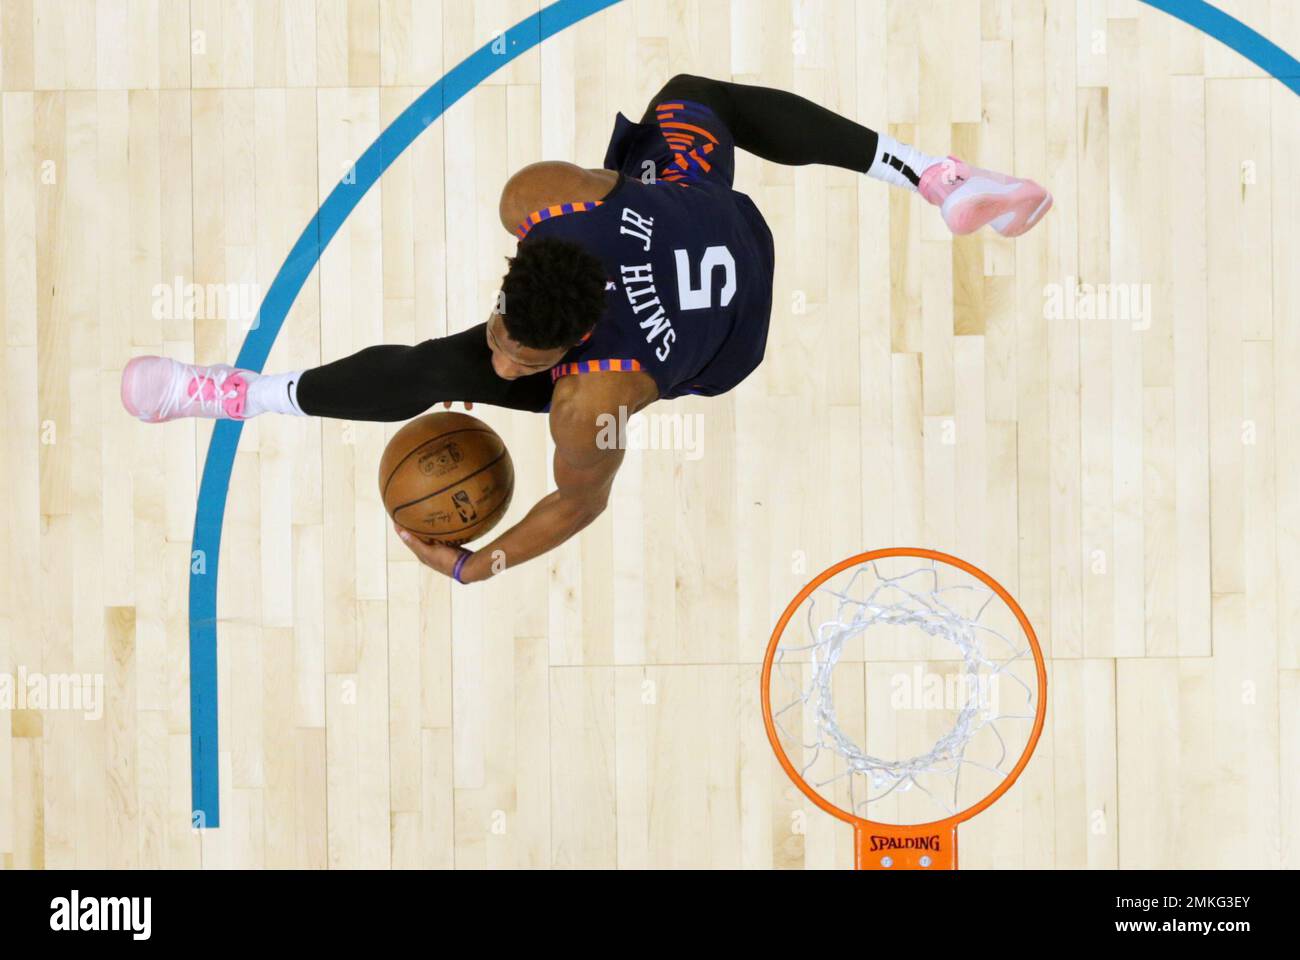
xmin=441 ymin=401 xmax=474 ymax=410
xmin=393 ymin=521 xmax=474 ymax=582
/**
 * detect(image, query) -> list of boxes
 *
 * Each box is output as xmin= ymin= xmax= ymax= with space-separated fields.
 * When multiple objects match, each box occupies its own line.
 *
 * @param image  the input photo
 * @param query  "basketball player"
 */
xmin=121 ymin=76 xmax=1051 ymax=583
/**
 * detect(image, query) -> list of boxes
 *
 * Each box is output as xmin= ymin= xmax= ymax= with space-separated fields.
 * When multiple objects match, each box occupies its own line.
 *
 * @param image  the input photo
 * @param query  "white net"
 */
xmin=768 ymin=557 xmax=1041 ymax=826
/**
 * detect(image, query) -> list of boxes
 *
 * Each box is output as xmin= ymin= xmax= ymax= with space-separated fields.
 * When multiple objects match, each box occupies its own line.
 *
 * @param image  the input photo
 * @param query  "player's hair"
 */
xmin=500 ymin=238 xmax=608 ymax=350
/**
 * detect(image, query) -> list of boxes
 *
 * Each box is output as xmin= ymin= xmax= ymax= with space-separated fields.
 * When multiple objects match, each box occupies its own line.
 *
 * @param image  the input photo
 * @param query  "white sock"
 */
xmin=867 ymin=134 xmax=943 ymax=193
xmin=245 ymin=370 xmax=307 ymax=418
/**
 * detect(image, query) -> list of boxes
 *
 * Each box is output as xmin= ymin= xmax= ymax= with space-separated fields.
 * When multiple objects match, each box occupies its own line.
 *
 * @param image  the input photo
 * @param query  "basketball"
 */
xmin=379 ymin=412 xmax=514 ymax=547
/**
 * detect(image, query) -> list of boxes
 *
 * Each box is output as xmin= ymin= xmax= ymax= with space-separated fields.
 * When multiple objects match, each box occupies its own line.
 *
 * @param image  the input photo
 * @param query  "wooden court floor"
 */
xmin=0 ymin=0 xmax=1296 ymax=868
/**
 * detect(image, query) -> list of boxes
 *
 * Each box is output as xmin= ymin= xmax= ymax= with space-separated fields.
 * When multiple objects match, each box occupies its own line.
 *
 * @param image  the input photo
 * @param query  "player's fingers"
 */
xmin=394 ymin=522 xmax=434 ymax=561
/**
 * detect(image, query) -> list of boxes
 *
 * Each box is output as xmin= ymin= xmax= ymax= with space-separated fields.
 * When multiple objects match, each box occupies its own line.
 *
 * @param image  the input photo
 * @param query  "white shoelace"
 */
xmin=158 ymin=364 xmax=239 ymax=420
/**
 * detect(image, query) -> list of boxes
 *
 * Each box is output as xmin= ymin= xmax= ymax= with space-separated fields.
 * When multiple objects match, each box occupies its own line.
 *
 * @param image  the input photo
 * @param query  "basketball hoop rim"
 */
xmin=759 ymin=547 xmax=1049 ymax=834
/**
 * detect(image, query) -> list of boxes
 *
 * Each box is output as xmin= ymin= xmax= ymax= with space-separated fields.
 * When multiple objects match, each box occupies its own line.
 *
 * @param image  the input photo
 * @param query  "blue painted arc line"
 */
xmin=1141 ymin=0 xmax=1300 ymax=92
xmin=188 ymin=0 xmax=623 ymax=829
xmin=188 ymin=0 xmax=1300 ymax=829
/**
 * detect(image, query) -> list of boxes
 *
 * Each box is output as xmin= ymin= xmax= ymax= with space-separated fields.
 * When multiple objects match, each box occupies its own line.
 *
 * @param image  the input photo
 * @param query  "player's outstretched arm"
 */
xmin=396 ymin=386 xmax=626 ymax=583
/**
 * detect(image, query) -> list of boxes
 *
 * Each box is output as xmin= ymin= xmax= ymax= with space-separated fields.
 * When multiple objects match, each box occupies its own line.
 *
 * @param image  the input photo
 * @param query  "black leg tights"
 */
xmin=642 ymin=74 xmax=879 ymax=176
xmin=295 ymin=324 xmax=554 ymax=421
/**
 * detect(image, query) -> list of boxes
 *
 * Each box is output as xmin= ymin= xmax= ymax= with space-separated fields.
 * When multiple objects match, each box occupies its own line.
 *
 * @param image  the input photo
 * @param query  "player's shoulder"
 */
xmin=548 ymin=372 xmax=657 ymax=455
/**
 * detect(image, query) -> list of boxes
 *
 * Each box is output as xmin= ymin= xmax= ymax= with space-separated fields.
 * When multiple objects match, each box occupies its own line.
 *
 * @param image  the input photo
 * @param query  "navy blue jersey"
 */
xmin=515 ymin=100 xmax=775 ymax=399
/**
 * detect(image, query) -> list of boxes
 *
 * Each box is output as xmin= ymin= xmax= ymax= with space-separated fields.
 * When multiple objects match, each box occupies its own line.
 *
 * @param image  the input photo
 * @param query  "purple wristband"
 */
xmin=451 ymin=549 xmax=473 ymax=584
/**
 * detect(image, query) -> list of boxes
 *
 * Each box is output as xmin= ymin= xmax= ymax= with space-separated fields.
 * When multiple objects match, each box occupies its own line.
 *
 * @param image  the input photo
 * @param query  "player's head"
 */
xmin=489 ymin=238 xmax=607 ymax=380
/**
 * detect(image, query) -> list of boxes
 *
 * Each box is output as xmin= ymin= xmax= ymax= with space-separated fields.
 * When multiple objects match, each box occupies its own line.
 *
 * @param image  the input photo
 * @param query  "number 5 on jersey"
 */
xmin=675 ymin=246 xmax=737 ymax=310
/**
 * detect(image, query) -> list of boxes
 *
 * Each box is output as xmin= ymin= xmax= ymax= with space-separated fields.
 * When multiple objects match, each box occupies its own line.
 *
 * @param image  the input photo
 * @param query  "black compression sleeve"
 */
xmin=296 ymin=324 xmax=555 ymax=421
xmin=642 ymin=74 xmax=878 ymax=174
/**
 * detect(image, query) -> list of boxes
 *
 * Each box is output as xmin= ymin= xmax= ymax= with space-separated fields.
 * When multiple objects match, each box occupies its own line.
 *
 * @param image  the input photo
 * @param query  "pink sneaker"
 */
xmin=918 ymin=157 xmax=1052 ymax=238
xmin=121 ymin=356 xmax=251 ymax=422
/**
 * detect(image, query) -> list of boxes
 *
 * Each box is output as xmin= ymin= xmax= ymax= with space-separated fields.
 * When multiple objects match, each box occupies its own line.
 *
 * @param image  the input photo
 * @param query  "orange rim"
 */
xmin=760 ymin=547 xmax=1048 ymax=833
